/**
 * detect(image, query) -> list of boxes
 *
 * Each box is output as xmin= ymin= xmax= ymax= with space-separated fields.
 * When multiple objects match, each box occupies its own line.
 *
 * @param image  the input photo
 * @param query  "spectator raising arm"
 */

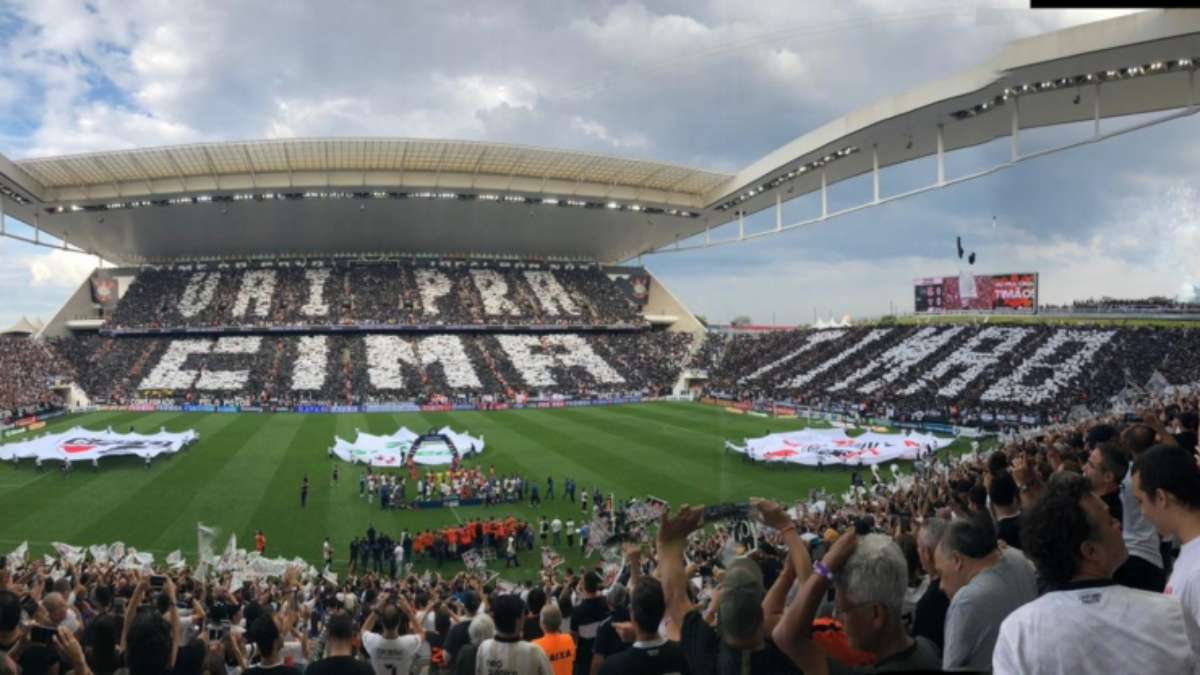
xmin=655 ymin=504 xmax=704 ymax=641
xmin=772 ymin=530 xmax=858 ymax=675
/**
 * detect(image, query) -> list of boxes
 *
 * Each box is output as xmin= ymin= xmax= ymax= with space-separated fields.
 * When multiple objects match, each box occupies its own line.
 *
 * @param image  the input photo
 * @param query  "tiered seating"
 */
xmin=0 ymin=335 xmax=73 ymax=421
xmin=107 ymin=259 xmax=647 ymax=332
xmin=704 ymin=324 xmax=1200 ymax=424
xmin=54 ymin=331 xmax=693 ymax=406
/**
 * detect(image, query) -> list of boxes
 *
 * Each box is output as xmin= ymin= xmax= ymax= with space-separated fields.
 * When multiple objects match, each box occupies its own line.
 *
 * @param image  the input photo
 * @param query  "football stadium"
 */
xmin=2 ymin=7 xmax=1200 ymax=675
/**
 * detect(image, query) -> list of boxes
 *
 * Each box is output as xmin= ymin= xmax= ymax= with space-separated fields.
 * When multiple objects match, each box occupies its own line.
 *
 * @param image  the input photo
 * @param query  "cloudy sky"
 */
xmin=0 ymin=0 xmax=1195 ymax=327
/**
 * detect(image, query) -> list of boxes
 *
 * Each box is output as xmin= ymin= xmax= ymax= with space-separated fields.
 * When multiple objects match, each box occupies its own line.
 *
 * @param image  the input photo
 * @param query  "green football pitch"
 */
xmin=0 ymin=402 xmax=968 ymax=577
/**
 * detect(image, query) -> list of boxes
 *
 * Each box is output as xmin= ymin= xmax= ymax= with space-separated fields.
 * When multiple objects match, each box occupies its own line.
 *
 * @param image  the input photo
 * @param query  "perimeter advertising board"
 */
xmin=913 ymin=273 xmax=1038 ymax=313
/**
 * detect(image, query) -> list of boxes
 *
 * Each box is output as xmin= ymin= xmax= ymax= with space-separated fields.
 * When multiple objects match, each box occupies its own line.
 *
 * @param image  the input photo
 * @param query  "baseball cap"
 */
xmin=717 ymin=557 xmax=765 ymax=644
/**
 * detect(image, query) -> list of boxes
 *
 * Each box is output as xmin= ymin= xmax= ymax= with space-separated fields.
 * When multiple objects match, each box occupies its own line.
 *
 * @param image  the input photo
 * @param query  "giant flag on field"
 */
xmin=328 ymin=426 xmax=484 ymax=467
xmin=724 ymin=427 xmax=951 ymax=466
xmin=0 ymin=426 xmax=198 ymax=464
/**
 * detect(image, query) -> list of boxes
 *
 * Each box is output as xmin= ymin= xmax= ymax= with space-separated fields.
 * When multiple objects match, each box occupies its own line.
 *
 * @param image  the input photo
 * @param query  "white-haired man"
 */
xmin=772 ymin=531 xmax=942 ymax=674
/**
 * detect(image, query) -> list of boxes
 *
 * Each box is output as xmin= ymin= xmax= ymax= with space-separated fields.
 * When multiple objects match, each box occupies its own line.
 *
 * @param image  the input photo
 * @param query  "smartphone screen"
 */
xmin=30 ymin=625 xmax=56 ymax=644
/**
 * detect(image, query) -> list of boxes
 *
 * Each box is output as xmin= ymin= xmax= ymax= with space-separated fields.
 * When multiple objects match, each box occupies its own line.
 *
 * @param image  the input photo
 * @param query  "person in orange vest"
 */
xmin=532 ymin=604 xmax=575 ymax=675
xmin=255 ymin=530 xmax=266 ymax=555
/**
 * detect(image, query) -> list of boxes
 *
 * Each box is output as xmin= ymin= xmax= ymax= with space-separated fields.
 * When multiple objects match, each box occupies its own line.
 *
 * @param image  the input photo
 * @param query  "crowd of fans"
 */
xmin=0 ymin=335 xmax=73 ymax=423
xmin=107 ymin=261 xmax=647 ymax=332
xmin=1039 ymin=295 xmax=1200 ymax=315
xmin=4 ymin=392 xmax=1200 ymax=674
xmin=47 ymin=332 xmax=692 ymax=406
xmin=704 ymin=324 xmax=1200 ymax=425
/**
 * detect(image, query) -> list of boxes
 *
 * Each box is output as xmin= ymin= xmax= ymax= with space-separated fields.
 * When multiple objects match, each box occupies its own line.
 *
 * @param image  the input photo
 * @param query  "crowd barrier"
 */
xmin=79 ymin=396 xmax=645 ymax=416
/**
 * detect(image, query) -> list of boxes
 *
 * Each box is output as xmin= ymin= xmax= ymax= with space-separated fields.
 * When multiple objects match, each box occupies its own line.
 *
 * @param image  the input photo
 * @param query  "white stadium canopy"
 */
xmin=1 ymin=9 xmax=1198 ymax=263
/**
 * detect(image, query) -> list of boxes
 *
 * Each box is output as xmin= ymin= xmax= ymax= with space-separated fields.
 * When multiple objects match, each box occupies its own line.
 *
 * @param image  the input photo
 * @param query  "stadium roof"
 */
xmin=1 ymin=9 xmax=1198 ymax=264
xmin=13 ymin=139 xmax=730 ymax=204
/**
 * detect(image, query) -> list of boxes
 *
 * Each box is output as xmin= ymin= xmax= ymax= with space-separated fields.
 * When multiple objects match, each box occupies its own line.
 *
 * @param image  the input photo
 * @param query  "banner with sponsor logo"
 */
xmin=182 ymin=404 xmax=216 ymax=413
xmin=328 ymin=426 xmax=485 ymax=467
xmin=725 ymin=428 xmax=951 ymax=466
xmin=0 ymin=426 xmax=198 ymax=464
xmin=294 ymin=405 xmax=329 ymax=413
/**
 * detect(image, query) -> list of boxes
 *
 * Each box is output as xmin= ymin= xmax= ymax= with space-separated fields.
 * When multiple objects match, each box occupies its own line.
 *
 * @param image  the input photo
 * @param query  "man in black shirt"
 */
xmin=569 ymin=572 xmax=609 ymax=675
xmin=300 ymin=476 xmax=309 ymax=508
xmin=590 ymin=583 xmax=630 ymax=673
xmin=913 ymin=518 xmax=950 ymax=650
xmin=444 ymin=591 xmax=481 ymax=662
xmin=1085 ymin=442 xmax=1128 ymax=524
xmin=306 ymin=613 xmax=373 ymax=675
xmin=523 ymin=587 xmax=547 ymax=642
xmin=989 ymin=473 xmax=1023 ymax=550
xmin=244 ymin=614 xmax=302 ymax=675
xmin=599 ymin=576 xmax=690 ymax=675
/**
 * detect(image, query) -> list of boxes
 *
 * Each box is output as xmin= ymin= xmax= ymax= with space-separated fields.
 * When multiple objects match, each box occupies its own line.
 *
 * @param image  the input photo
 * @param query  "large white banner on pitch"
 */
xmin=725 ymin=428 xmax=951 ymax=466
xmin=0 ymin=426 xmax=198 ymax=464
xmin=329 ymin=426 xmax=484 ymax=467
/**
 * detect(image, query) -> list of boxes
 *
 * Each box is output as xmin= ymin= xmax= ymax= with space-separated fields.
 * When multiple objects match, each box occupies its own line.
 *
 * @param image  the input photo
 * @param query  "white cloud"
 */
xmin=26 ymin=249 xmax=97 ymax=289
xmin=0 ymin=2 xmax=1190 ymax=327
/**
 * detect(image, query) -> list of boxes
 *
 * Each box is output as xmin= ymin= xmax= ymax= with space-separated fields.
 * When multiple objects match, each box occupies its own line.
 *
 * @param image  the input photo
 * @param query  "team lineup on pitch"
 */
xmin=0 ymin=401 xmax=967 ymax=573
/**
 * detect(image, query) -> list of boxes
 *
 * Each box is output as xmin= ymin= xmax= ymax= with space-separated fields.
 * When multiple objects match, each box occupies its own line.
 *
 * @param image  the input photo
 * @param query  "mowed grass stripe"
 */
xmin=150 ymin=413 xmax=314 ymax=552
xmin=556 ymin=405 xmax=819 ymax=504
xmin=238 ymin=414 xmax=334 ymax=560
xmin=618 ymin=402 xmax=808 ymax=440
xmin=489 ymin=408 xmax=699 ymax=500
xmin=67 ymin=414 xmax=266 ymax=548
xmin=0 ymin=413 xmax=238 ymax=534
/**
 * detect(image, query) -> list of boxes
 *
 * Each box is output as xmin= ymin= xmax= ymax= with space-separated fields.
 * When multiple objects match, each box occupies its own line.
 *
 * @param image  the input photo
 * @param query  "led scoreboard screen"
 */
xmin=913 ymin=273 xmax=1038 ymax=313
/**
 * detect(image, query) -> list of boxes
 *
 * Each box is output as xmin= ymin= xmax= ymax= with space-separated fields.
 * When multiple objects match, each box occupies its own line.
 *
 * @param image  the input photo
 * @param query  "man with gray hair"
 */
xmin=41 ymin=592 xmax=81 ymax=635
xmin=773 ymin=531 xmax=942 ymax=673
xmin=913 ymin=518 xmax=950 ymax=650
xmin=532 ymin=604 xmax=576 ymax=675
xmin=934 ymin=513 xmax=1037 ymax=672
xmin=452 ymin=614 xmax=495 ymax=675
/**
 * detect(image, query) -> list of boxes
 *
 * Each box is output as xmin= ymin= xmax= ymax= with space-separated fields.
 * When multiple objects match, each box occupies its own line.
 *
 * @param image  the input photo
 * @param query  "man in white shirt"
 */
xmin=394 ymin=541 xmax=406 ymax=578
xmin=476 ymin=594 xmax=552 ymax=675
xmin=361 ymin=594 xmax=426 ymax=675
xmin=551 ymin=517 xmax=563 ymax=546
xmin=935 ymin=513 xmax=1038 ymax=671
xmin=1116 ymin=424 xmax=1167 ymax=591
xmin=1133 ymin=444 xmax=1200 ymax=650
xmin=994 ymin=472 xmax=1196 ymax=674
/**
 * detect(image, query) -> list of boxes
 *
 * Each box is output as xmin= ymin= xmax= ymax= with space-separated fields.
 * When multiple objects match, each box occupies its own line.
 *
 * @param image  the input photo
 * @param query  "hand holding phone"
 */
xmin=30 ymin=625 xmax=57 ymax=645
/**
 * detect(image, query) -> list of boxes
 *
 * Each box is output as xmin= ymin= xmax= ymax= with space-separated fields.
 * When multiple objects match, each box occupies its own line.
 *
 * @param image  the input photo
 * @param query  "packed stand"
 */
xmin=1041 ymin=295 xmax=1200 ymax=315
xmin=49 ymin=330 xmax=691 ymax=406
xmin=0 ymin=335 xmax=73 ymax=422
xmin=106 ymin=260 xmax=647 ymax=333
xmin=706 ymin=324 xmax=1200 ymax=426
